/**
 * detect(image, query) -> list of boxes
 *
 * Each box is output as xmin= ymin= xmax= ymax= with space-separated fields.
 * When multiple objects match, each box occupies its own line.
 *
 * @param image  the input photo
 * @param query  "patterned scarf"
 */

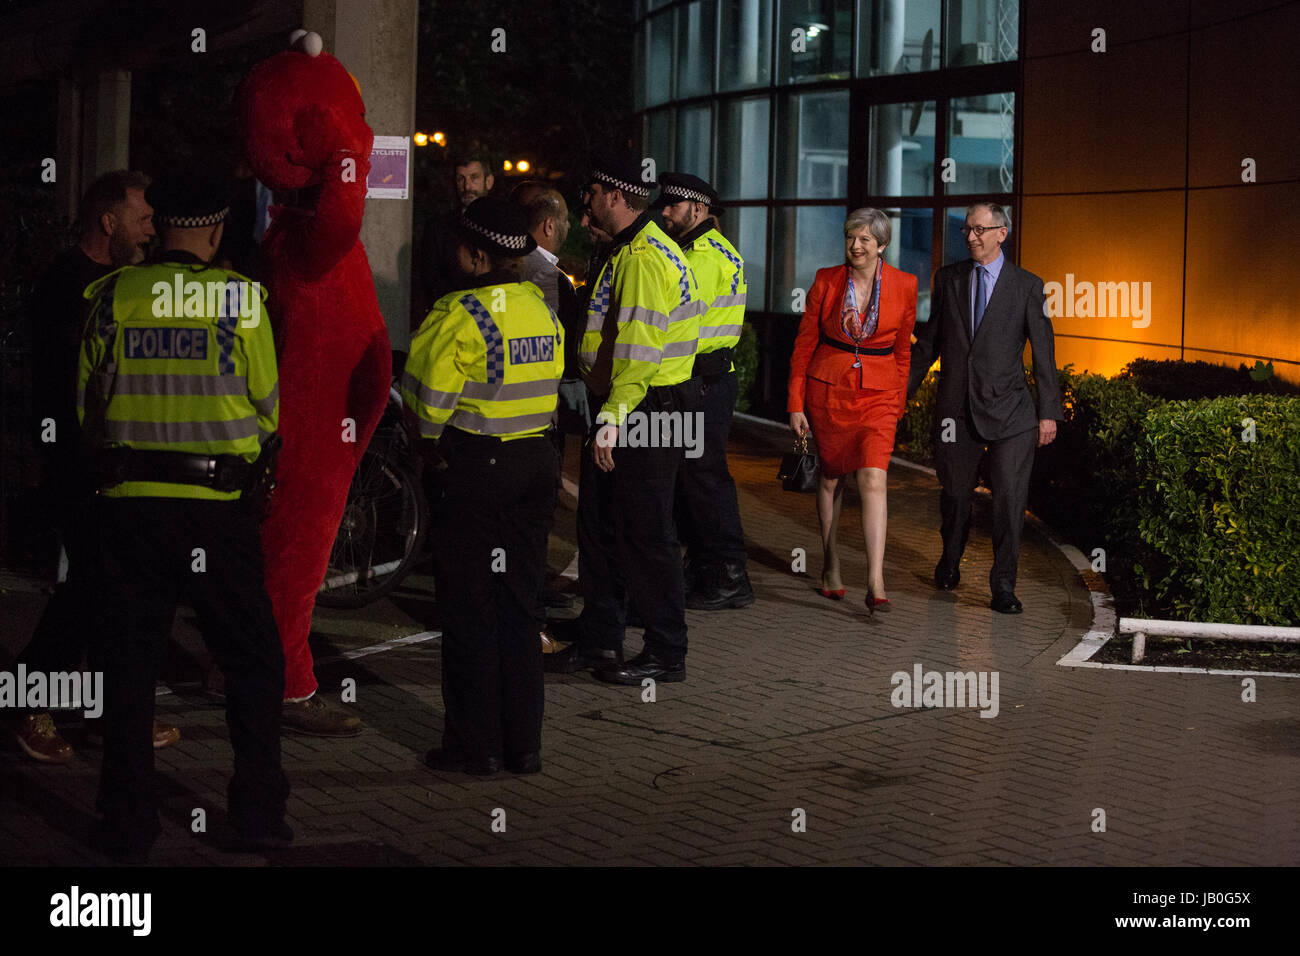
xmin=841 ymin=262 xmax=882 ymax=342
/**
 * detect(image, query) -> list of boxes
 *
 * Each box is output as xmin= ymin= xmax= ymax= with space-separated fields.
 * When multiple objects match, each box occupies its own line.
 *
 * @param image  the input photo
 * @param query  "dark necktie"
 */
xmin=973 ymin=265 xmax=988 ymax=336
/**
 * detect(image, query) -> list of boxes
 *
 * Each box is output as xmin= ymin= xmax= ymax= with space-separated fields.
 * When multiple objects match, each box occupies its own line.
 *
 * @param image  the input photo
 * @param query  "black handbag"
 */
xmin=777 ymin=434 xmax=819 ymax=493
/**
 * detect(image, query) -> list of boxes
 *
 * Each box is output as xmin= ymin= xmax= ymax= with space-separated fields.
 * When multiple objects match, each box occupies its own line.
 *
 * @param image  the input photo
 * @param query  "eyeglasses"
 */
xmin=960 ymin=223 xmax=1005 ymax=237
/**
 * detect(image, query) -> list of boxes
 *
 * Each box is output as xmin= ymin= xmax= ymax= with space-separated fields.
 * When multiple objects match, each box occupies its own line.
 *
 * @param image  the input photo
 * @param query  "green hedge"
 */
xmin=1136 ymin=396 xmax=1300 ymax=625
xmin=897 ymin=362 xmax=1300 ymax=625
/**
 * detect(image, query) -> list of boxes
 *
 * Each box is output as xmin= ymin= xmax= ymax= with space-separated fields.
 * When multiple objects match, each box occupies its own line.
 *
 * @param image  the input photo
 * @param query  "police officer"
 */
xmin=402 ymin=197 xmax=562 ymax=776
xmin=658 ymin=172 xmax=754 ymax=611
xmin=545 ymin=152 xmax=703 ymax=685
xmin=78 ymin=173 xmax=289 ymax=861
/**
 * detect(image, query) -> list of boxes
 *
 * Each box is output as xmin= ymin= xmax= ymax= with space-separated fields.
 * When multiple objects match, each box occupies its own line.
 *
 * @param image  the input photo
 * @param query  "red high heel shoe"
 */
xmin=819 ymin=574 xmax=846 ymax=600
xmin=865 ymin=590 xmax=891 ymax=615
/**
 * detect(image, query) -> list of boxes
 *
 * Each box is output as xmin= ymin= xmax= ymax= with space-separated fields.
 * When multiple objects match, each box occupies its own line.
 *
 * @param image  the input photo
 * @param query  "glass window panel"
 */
xmin=716 ymin=97 xmax=770 ymax=200
xmin=775 ymin=90 xmax=849 ymax=199
xmin=947 ymin=92 xmax=1014 ymax=194
xmin=877 ymin=207 xmax=934 ymax=322
xmin=719 ymin=0 xmax=774 ymax=91
xmin=856 ymin=0 xmax=941 ymax=76
xmin=645 ymin=109 xmax=674 ymax=177
xmin=945 ymin=0 xmax=1018 ymax=67
xmin=676 ymin=0 xmax=717 ymax=99
xmin=676 ymin=105 xmax=712 ymax=178
xmin=647 ymin=0 xmax=670 ymax=11
xmin=777 ymin=0 xmax=853 ymax=84
xmin=634 ymin=22 xmax=647 ymax=112
xmin=944 ymin=203 xmax=1012 ymax=265
xmin=718 ymin=206 xmax=769 ymax=310
xmin=770 ymin=205 xmax=847 ymax=310
xmin=868 ymin=100 xmax=936 ymax=196
xmin=646 ymin=11 xmax=674 ymax=107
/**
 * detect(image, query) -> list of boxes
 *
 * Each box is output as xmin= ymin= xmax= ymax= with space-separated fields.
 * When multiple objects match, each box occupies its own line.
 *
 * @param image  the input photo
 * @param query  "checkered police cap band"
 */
xmin=158 ymin=207 xmax=230 ymax=228
xmin=461 ymin=215 xmax=530 ymax=250
xmin=591 ymin=169 xmax=653 ymax=198
xmin=661 ymin=185 xmax=713 ymax=205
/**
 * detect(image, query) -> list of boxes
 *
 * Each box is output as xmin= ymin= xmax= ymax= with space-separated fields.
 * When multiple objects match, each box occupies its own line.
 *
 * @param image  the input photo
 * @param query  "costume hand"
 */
xmin=592 ymin=423 xmax=618 ymax=471
xmin=1038 ymin=419 xmax=1057 ymax=447
xmin=789 ymin=412 xmax=810 ymax=437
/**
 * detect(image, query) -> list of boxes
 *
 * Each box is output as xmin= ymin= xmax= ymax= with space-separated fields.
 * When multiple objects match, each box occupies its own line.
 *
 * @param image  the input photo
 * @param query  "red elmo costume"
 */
xmin=239 ymin=34 xmax=391 ymax=702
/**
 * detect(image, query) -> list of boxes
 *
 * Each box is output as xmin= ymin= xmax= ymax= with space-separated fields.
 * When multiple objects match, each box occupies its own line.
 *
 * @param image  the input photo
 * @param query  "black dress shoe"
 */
xmin=991 ymin=590 xmax=1023 ymax=614
xmin=594 ymin=649 xmax=685 ymax=685
xmin=543 ymin=643 xmax=621 ymax=674
xmin=686 ymin=562 xmax=756 ymax=611
xmin=424 ymin=748 xmax=502 ymax=776
xmin=934 ymin=557 xmax=961 ymax=591
xmin=506 ymin=751 xmax=542 ymax=774
xmin=96 ymin=819 xmax=161 ymax=864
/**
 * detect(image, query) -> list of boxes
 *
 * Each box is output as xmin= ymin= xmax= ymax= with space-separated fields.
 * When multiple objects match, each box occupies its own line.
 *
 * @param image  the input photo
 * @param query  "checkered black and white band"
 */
xmin=591 ymin=170 xmax=653 ymax=197
xmin=661 ymin=186 xmax=712 ymax=205
xmin=159 ymin=208 xmax=230 ymax=228
xmin=461 ymin=216 xmax=530 ymax=250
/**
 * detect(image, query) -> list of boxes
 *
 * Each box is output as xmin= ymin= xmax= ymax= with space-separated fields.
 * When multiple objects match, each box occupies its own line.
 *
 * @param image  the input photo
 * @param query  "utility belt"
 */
xmin=818 ymin=332 xmax=894 ymax=358
xmin=441 ymin=425 xmax=553 ymax=448
xmin=692 ymin=346 xmax=734 ymax=380
xmin=96 ymin=435 xmax=282 ymax=512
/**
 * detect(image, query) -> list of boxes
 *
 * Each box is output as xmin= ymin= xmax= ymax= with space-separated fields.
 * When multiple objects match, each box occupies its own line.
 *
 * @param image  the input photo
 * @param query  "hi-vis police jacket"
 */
xmin=77 ymin=255 xmax=278 ymax=501
xmin=401 ymin=279 xmax=563 ymax=441
xmin=677 ymin=223 xmax=746 ymax=361
xmin=579 ymin=214 xmax=703 ymax=427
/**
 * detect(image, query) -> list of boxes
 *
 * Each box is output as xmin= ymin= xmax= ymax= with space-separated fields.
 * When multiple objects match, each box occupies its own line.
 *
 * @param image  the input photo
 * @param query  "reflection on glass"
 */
xmin=856 ymin=0 xmax=941 ymax=76
xmin=676 ymin=105 xmax=712 ymax=178
xmin=717 ymin=97 xmax=770 ymax=200
xmin=676 ymin=0 xmax=717 ymax=99
xmin=645 ymin=109 xmax=673 ymax=176
xmin=945 ymin=0 xmax=1019 ymax=67
xmin=771 ymin=205 xmax=848 ymax=311
xmin=778 ymin=0 xmax=853 ymax=83
xmin=646 ymin=11 xmax=673 ymax=107
xmin=947 ymin=93 xmax=1014 ymax=194
xmin=718 ymin=206 xmax=768 ymax=310
xmin=775 ymin=90 xmax=849 ymax=198
xmin=944 ymin=204 xmax=1012 ymax=264
xmin=719 ymin=0 xmax=774 ymax=91
xmin=877 ymin=207 xmax=934 ymax=322
xmin=869 ymin=101 xmax=936 ymax=197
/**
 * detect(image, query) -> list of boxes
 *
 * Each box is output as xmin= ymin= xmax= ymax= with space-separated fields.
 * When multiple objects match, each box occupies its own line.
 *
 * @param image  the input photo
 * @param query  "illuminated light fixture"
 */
xmin=432 ymin=131 xmax=446 ymax=146
xmin=503 ymin=160 xmax=513 ymax=171
xmin=517 ymin=159 xmax=530 ymax=173
xmin=413 ymin=131 xmax=429 ymax=146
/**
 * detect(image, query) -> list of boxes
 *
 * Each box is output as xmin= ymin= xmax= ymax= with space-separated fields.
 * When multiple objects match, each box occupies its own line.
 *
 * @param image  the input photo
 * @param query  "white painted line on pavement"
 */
xmin=560 ymin=550 xmax=579 ymax=580
xmin=316 ymin=629 xmax=442 ymax=665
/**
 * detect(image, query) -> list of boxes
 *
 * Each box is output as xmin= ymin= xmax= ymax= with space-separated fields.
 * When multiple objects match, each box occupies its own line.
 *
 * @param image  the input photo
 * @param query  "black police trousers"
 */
xmin=577 ymin=380 xmax=701 ymax=662
xmin=674 ymin=369 xmax=747 ymax=568
xmin=434 ymin=429 xmax=556 ymax=762
xmin=95 ymin=497 xmax=288 ymax=840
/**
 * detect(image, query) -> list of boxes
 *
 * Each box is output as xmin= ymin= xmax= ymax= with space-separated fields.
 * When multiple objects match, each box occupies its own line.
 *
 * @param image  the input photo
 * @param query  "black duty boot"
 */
xmin=686 ymin=561 xmax=755 ymax=611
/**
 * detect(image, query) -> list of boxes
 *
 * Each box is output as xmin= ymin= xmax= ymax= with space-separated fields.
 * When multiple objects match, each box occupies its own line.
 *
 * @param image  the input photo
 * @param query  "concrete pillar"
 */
xmin=81 ymin=70 xmax=132 ymax=184
xmin=302 ymin=0 xmax=419 ymax=350
xmin=56 ymin=78 xmax=83 ymax=226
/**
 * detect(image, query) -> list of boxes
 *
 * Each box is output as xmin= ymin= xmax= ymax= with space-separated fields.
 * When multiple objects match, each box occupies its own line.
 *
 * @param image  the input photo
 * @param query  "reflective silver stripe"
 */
xmin=670 ymin=299 xmax=707 ymax=323
xmin=104 ymin=416 xmax=259 ymax=443
xmin=616 ymin=304 xmax=670 ymax=332
xmin=699 ymin=324 xmax=744 ymax=339
xmin=417 ymin=417 xmax=446 ymax=438
xmin=446 ymin=408 xmax=553 ymax=434
xmin=462 ymin=379 xmax=558 ymax=401
xmin=711 ymin=294 xmax=747 ymax=309
xmin=401 ymin=371 xmax=459 ymax=411
xmin=612 ymin=343 xmax=662 ymax=363
xmin=663 ymin=339 xmax=698 ymax=358
xmin=114 ymin=373 xmax=247 ymax=397
xmin=252 ymin=383 xmax=279 ymax=418
xmin=578 ymin=350 xmax=599 ymax=365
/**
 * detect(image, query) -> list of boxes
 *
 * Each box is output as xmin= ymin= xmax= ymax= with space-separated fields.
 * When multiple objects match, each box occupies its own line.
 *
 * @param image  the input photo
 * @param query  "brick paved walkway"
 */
xmin=2 ymin=419 xmax=1297 ymax=866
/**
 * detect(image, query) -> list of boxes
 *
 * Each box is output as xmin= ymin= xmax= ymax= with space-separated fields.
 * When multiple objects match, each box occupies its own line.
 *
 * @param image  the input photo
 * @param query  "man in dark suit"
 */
xmin=907 ymin=202 xmax=1062 ymax=614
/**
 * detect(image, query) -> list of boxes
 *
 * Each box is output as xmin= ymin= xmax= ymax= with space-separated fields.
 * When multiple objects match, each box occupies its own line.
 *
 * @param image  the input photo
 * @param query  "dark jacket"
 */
xmin=908 ymin=257 xmax=1063 ymax=441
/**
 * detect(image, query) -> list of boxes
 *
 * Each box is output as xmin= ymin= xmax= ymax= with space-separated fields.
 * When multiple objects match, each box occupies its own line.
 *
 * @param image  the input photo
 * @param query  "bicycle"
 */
xmin=315 ymin=376 xmax=430 ymax=609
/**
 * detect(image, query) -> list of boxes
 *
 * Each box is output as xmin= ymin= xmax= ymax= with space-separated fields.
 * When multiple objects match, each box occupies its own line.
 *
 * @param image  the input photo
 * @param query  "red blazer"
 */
xmin=787 ymin=262 xmax=918 ymax=416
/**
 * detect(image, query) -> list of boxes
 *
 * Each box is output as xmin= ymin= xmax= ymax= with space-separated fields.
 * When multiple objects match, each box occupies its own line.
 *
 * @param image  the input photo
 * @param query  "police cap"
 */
xmin=459 ymin=196 xmax=537 ymax=257
xmin=584 ymin=151 xmax=654 ymax=199
xmin=656 ymin=172 xmax=720 ymax=212
xmin=146 ymin=171 xmax=233 ymax=228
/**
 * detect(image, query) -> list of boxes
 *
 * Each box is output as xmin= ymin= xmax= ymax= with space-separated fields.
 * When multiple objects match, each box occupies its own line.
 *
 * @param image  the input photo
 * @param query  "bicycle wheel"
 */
xmin=316 ymin=449 xmax=428 ymax=609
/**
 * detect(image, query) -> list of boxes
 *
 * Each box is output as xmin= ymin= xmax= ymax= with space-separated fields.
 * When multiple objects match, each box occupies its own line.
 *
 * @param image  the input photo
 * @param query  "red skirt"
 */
xmin=805 ymin=378 xmax=901 ymax=476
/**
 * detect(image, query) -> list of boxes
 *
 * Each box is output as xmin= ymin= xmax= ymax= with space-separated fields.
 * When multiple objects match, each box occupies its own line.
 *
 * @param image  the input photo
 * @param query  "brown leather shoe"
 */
xmin=541 ymin=630 xmax=566 ymax=654
xmin=281 ymin=695 xmax=362 ymax=737
xmin=14 ymin=713 xmax=73 ymax=764
xmin=84 ymin=719 xmax=181 ymax=749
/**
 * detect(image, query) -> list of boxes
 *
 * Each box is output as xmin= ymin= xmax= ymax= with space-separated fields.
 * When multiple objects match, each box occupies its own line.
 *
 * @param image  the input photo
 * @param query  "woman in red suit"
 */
xmin=787 ymin=208 xmax=918 ymax=612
